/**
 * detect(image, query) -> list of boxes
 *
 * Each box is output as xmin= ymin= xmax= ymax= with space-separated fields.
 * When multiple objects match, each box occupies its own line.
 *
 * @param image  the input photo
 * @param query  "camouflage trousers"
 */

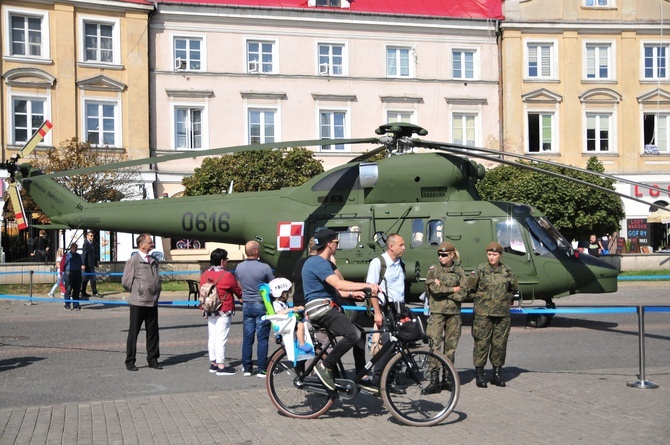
xmin=426 ymin=312 xmax=461 ymax=372
xmin=472 ymin=314 xmax=510 ymax=367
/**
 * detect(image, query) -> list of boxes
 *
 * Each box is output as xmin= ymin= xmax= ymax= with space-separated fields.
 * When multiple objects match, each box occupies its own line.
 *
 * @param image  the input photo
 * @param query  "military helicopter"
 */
xmin=4 ymin=122 xmax=662 ymax=327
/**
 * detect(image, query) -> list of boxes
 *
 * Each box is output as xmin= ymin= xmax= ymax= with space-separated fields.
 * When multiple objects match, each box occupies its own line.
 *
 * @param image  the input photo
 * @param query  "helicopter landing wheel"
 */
xmin=526 ymin=314 xmax=553 ymax=328
xmin=526 ymin=301 xmax=555 ymax=328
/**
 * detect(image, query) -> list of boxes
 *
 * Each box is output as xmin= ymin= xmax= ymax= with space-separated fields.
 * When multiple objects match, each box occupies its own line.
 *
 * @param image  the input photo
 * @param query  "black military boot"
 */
xmin=421 ymin=371 xmax=442 ymax=395
xmin=475 ymin=367 xmax=488 ymax=388
xmin=441 ymin=368 xmax=453 ymax=391
xmin=491 ymin=366 xmax=506 ymax=387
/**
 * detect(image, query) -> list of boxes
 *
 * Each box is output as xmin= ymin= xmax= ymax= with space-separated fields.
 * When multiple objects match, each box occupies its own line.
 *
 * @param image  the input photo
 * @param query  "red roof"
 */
xmin=154 ymin=0 xmax=503 ymax=20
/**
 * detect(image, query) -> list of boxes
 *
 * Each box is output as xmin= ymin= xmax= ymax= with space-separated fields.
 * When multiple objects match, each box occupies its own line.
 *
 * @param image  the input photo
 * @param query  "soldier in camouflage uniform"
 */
xmin=421 ymin=241 xmax=467 ymax=394
xmin=470 ymin=241 xmax=519 ymax=388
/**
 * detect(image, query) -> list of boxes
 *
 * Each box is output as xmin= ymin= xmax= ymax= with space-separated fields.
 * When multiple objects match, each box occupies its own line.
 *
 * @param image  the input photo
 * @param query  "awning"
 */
xmin=648 ymin=209 xmax=670 ymax=224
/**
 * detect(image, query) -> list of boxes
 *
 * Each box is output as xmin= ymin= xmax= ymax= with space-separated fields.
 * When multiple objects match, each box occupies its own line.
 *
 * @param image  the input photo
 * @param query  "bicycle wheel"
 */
xmin=265 ymin=347 xmax=335 ymax=419
xmin=380 ymin=347 xmax=459 ymax=427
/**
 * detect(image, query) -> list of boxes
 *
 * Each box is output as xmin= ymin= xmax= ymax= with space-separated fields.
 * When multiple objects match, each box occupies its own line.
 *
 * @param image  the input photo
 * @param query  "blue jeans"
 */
xmin=242 ymin=302 xmax=271 ymax=373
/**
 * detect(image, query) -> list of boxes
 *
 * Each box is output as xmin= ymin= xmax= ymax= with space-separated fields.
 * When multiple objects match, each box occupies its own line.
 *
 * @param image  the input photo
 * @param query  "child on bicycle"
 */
xmin=267 ymin=278 xmax=314 ymax=354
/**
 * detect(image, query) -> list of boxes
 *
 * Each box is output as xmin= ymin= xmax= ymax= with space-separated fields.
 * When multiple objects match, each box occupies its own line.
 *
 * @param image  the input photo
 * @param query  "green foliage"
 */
xmin=182 ymin=148 xmax=324 ymax=195
xmin=476 ymin=156 xmax=624 ymax=242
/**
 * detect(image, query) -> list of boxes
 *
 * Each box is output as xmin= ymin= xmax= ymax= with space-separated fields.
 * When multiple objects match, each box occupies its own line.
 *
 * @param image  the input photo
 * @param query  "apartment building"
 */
xmin=150 ymin=0 xmax=503 ymax=195
xmin=501 ymin=0 xmax=670 ymax=249
xmin=0 ymin=0 xmax=153 ymax=259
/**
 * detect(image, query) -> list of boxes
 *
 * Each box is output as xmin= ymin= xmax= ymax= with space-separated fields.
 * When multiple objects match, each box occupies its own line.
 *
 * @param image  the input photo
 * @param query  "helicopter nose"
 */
xmin=572 ymin=255 xmax=618 ymax=294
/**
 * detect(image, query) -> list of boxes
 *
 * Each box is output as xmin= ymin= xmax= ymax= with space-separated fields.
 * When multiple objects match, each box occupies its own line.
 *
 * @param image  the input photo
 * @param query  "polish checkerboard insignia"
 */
xmin=277 ymin=222 xmax=304 ymax=251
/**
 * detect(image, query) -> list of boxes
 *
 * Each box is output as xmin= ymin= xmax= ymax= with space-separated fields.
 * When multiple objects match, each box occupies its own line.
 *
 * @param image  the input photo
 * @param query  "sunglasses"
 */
xmin=438 ymin=252 xmax=452 ymax=257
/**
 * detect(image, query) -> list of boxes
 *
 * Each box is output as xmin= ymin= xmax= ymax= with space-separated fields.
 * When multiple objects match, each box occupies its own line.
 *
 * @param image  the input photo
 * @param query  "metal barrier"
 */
xmin=0 ymin=269 xmax=667 ymax=389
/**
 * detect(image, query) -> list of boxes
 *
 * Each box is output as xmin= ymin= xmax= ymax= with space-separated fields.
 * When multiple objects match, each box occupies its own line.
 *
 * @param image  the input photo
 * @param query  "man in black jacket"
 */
xmin=81 ymin=231 xmax=101 ymax=298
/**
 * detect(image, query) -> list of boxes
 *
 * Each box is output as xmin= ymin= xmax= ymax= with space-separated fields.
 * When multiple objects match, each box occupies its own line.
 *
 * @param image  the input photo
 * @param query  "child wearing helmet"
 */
xmin=269 ymin=278 xmax=314 ymax=354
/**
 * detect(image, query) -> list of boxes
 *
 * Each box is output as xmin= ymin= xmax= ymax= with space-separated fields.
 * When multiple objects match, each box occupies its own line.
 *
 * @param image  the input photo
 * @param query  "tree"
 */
xmin=475 ymin=156 xmax=624 ymax=243
xmin=182 ymin=148 xmax=324 ymax=195
xmin=7 ymin=138 xmax=141 ymax=224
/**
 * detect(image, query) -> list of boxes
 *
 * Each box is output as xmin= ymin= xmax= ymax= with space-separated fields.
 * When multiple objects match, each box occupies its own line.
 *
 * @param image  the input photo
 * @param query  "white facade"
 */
xmin=149 ymin=4 xmax=501 ymax=195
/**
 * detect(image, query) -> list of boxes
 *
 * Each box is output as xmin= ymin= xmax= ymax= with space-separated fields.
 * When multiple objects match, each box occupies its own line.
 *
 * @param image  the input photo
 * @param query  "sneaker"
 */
xmin=74 ymin=306 xmax=81 ymax=311
xmin=297 ymin=343 xmax=315 ymax=354
xmin=93 ymin=293 xmax=103 ymax=298
xmin=256 ymin=370 xmax=267 ymax=378
xmin=243 ymin=370 xmax=252 ymax=377
xmin=217 ymin=366 xmax=236 ymax=376
xmin=314 ymin=363 xmax=336 ymax=391
xmin=358 ymin=377 xmax=380 ymax=395
xmin=48 ymin=293 xmax=54 ymax=298
xmin=209 ymin=364 xmax=218 ymax=373
xmin=64 ymin=306 xmax=71 ymax=311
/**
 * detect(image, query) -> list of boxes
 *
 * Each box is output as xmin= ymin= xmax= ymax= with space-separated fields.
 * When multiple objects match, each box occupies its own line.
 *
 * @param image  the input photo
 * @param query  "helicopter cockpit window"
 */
xmin=427 ymin=220 xmax=443 ymax=246
xmin=411 ymin=219 xmax=424 ymax=247
xmin=496 ymin=220 xmax=526 ymax=255
xmin=526 ymin=216 xmax=573 ymax=256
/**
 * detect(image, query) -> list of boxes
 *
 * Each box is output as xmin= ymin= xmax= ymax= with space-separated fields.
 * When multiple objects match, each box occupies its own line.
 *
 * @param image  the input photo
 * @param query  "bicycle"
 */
xmin=265 ymin=290 xmax=460 ymax=427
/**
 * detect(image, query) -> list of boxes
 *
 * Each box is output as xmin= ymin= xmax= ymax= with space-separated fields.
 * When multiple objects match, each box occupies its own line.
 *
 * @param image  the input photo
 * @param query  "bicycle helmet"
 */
xmin=269 ymin=277 xmax=294 ymax=299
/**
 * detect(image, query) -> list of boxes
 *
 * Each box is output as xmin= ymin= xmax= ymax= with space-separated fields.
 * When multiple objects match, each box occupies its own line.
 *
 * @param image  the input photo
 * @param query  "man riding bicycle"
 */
xmin=302 ymin=229 xmax=382 ymax=391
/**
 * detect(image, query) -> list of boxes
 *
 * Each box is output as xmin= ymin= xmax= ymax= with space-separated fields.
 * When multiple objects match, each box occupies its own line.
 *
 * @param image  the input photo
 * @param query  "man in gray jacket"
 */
xmin=123 ymin=233 xmax=162 ymax=371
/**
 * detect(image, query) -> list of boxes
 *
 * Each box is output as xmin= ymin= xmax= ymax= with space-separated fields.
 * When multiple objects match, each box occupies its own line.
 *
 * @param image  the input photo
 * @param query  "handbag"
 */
xmin=304 ymin=298 xmax=333 ymax=322
xmin=396 ymin=315 xmax=427 ymax=342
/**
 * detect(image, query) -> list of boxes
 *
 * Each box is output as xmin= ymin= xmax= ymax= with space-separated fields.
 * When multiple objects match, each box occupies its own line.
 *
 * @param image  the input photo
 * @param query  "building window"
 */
xmin=585 ymin=43 xmax=612 ymax=80
xmin=320 ymin=111 xmax=346 ymax=150
xmin=83 ymin=22 xmax=115 ymax=63
xmin=585 ymin=0 xmax=613 ymax=6
xmin=85 ymin=101 xmax=118 ymax=146
xmin=6 ymin=9 xmax=48 ymax=58
xmin=175 ymin=107 xmax=203 ymax=149
xmin=247 ymin=40 xmax=275 ymax=74
xmin=387 ymin=47 xmax=412 ymax=78
xmin=174 ymin=37 xmax=202 ymax=71
xmin=316 ymin=0 xmax=342 ymax=5
xmin=452 ymin=114 xmax=476 ymax=147
xmin=526 ymin=42 xmax=554 ymax=79
xmin=248 ymin=109 xmax=276 ymax=144
xmin=527 ymin=112 xmax=554 ymax=152
xmin=387 ymin=111 xmax=413 ymax=123
xmin=586 ymin=113 xmax=611 ymax=152
xmin=643 ymin=113 xmax=669 ymax=154
xmin=11 ymin=97 xmax=46 ymax=144
xmin=452 ymin=50 xmax=475 ymax=80
xmin=318 ymin=43 xmax=344 ymax=75
xmin=643 ymin=44 xmax=668 ymax=80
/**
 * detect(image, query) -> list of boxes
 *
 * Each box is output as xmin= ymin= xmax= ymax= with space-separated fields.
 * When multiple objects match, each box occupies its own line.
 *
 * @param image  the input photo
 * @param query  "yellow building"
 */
xmin=501 ymin=0 xmax=670 ymax=249
xmin=1 ymin=0 xmax=152 ymax=176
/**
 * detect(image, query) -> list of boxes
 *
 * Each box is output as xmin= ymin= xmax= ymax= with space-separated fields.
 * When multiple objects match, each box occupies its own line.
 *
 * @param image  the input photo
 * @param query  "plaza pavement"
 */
xmin=0 ymin=281 xmax=669 ymax=444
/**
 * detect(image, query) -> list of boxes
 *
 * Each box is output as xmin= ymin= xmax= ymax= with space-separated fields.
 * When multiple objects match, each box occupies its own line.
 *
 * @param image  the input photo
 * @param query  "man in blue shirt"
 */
xmin=302 ymin=229 xmax=382 ymax=391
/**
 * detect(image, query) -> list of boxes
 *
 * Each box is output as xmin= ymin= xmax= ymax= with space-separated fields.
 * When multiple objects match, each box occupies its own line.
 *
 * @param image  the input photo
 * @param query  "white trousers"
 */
xmin=208 ymin=314 xmax=232 ymax=364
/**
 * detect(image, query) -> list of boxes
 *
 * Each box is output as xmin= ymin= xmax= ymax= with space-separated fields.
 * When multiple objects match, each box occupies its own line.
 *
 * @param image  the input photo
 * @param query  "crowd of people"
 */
xmin=119 ymin=230 xmax=518 ymax=397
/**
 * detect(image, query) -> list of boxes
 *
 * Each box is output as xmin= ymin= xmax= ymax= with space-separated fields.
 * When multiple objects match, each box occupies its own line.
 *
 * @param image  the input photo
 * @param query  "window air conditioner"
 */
xmin=175 ymin=58 xmax=186 ymax=70
xmin=319 ymin=63 xmax=329 ymax=75
xmin=248 ymin=60 xmax=259 ymax=73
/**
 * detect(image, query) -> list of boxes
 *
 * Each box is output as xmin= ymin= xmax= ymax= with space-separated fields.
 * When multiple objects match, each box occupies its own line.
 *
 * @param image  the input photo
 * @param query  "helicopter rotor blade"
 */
xmin=420 ymin=139 xmax=663 ymax=196
xmin=36 ymin=137 xmax=380 ymax=179
xmin=420 ymin=141 xmax=665 ymax=211
xmin=7 ymin=182 xmax=28 ymax=230
xmin=348 ymin=146 xmax=388 ymax=163
xmin=19 ymin=120 xmax=53 ymax=159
